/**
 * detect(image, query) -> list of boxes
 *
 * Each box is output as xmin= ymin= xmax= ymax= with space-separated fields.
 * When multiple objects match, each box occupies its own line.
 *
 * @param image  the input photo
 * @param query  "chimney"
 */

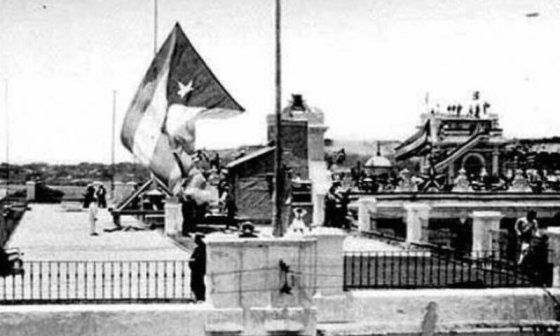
xmin=290 ymin=94 xmax=306 ymax=111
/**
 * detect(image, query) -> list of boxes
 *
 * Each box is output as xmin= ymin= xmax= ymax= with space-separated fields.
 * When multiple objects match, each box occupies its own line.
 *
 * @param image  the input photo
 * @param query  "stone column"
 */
xmin=471 ymin=211 xmax=503 ymax=258
xmin=25 ymin=181 xmax=36 ymax=202
xmin=492 ymin=149 xmax=500 ymax=176
xmin=313 ymin=192 xmax=325 ymax=226
xmin=306 ymin=227 xmax=349 ymax=323
xmin=164 ymin=197 xmax=181 ymax=236
xmin=405 ymin=204 xmax=431 ymax=244
xmin=358 ymin=198 xmax=377 ymax=232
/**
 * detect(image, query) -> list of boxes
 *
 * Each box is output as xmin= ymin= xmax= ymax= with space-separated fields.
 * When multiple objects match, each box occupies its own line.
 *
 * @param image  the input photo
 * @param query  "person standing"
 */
xmin=189 ymin=234 xmax=206 ymax=302
xmin=181 ymin=194 xmax=196 ymax=237
xmin=89 ymin=193 xmax=99 ymax=236
xmin=515 ymin=210 xmax=538 ymax=265
xmin=324 ymin=181 xmax=340 ymax=227
xmin=96 ymin=185 xmax=107 ymax=208
xmin=525 ymin=221 xmax=550 ymax=285
xmin=335 ymin=188 xmax=351 ymax=230
xmin=220 ymin=186 xmax=237 ymax=230
xmin=83 ymin=184 xmax=95 ymax=209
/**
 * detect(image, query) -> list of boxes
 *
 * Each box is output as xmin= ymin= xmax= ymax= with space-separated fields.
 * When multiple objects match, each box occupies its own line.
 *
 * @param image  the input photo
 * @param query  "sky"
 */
xmin=1 ymin=0 xmax=560 ymax=163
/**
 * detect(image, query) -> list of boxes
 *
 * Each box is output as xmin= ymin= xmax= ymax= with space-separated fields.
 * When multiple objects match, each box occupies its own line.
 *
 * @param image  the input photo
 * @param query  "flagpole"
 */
xmin=111 ymin=90 xmax=117 ymax=195
xmin=153 ymin=0 xmax=158 ymax=56
xmin=272 ymin=0 xmax=284 ymax=237
xmin=4 ymin=79 xmax=9 ymax=198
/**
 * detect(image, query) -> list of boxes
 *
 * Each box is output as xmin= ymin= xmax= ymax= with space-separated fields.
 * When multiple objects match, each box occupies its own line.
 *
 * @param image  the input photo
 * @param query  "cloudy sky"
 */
xmin=1 ymin=0 xmax=560 ymax=163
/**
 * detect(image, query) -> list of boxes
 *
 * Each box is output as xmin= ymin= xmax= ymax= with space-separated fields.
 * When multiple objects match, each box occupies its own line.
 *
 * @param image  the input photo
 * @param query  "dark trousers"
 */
xmin=191 ymin=275 xmax=206 ymax=301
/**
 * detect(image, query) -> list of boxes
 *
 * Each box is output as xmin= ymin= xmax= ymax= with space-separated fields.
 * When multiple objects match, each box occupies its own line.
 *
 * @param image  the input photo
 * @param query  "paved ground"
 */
xmin=2 ymin=203 xmax=192 ymax=302
xmin=7 ymin=203 xmax=190 ymax=261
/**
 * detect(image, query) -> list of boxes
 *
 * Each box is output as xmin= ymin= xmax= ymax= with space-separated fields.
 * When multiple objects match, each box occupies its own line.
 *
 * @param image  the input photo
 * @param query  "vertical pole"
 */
xmin=111 ymin=90 xmax=116 ymax=194
xmin=153 ymin=0 xmax=158 ymax=56
xmin=272 ymin=0 xmax=283 ymax=237
xmin=4 ymin=79 xmax=9 ymax=197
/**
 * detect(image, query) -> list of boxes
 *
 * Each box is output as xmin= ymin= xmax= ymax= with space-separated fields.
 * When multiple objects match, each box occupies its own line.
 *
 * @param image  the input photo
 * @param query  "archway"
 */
xmin=462 ymin=153 xmax=486 ymax=178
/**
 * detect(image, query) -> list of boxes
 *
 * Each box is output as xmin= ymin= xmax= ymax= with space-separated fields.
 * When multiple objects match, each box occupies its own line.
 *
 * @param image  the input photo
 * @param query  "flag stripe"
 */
xmin=131 ymin=63 xmax=171 ymax=165
xmin=121 ymin=36 xmax=176 ymax=151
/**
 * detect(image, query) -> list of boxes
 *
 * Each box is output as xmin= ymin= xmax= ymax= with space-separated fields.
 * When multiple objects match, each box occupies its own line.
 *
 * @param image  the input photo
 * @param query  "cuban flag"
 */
xmin=121 ymin=23 xmax=244 ymax=195
xmin=394 ymin=120 xmax=431 ymax=161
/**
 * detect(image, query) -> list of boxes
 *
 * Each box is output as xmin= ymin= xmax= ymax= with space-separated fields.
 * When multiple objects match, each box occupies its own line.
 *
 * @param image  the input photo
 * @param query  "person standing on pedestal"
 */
xmin=189 ymin=234 xmax=206 ymax=302
xmin=220 ymin=186 xmax=237 ymax=231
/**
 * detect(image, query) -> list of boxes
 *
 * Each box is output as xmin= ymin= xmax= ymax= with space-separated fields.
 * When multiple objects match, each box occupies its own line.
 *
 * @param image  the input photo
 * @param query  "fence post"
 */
xmin=404 ymin=203 xmax=431 ymax=244
xmin=358 ymin=198 xmax=377 ymax=232
xmin=471 ymin=211 xmax=503 ymax=258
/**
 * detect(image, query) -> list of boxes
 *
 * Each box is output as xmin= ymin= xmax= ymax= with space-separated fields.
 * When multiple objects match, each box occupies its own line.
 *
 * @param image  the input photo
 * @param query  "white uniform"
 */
xmin=89 ymin=201 xmax=99 ymax=235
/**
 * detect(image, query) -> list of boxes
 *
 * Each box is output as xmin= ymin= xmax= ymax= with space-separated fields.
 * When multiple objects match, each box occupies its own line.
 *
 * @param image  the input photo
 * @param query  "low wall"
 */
xmin=352 ymin=193 xmax=560 ymax=219
xmin=0 ymin=304 xmax=211 ymax=336
xmin=1 ymin=288 xmax=558 ymax=336
xmin=319 ymin=288 xmax=560 ymax=335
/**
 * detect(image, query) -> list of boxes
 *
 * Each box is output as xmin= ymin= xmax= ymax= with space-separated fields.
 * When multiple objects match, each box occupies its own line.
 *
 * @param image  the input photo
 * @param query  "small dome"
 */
xmin=365 ymin=156 xmax=392 ymax=168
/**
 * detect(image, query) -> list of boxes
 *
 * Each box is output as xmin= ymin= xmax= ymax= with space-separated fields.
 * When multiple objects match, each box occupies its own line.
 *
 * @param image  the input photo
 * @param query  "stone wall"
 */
xmin=0 ymin=304 xmax=209 ymax=336
xmin=320 ymin=288 xmax=560 ymax=335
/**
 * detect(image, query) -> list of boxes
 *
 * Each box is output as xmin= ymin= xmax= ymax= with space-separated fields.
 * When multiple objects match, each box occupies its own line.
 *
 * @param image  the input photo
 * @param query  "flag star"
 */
xmin=177 ymin=80 xmax=194 ymax=99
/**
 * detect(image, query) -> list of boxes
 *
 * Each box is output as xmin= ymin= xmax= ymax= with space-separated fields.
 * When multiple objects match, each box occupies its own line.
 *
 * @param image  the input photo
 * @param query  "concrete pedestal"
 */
xmin=405 ymin=204 xmax=430 ymax=244
xmin=205 ymin=235 xmax=317 ymax=336
xmin=471 ymin=211 xmax=503 ymax=257
xmin=164 ymin=197 xmax=182 ymax=236
xmin=358 ymin=198 xmax=377 ymax=232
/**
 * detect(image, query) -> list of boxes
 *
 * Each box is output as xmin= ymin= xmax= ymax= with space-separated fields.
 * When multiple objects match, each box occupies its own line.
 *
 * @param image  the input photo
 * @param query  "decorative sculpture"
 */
xmin=509 ymin=169 xmax=532 ymax=192
xmin=452 ymin=168 xmax=472 ymax=192
xmin=396 ymin=168 xmax=418 ymax=192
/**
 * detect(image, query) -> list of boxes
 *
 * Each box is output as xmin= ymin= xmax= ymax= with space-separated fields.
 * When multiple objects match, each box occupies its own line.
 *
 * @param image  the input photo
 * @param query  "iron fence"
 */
xmin=343 ymin=250 xmax=552 ymax=290
xmin=0 ymin=260 xmax=192 ymax=304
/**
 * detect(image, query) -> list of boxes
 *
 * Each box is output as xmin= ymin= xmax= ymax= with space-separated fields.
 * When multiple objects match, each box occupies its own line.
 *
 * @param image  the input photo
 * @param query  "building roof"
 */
xmin=226 ymin=146 xmax=275 ymax=169
xmin=365 ymin=156 xmax=392 ymax=168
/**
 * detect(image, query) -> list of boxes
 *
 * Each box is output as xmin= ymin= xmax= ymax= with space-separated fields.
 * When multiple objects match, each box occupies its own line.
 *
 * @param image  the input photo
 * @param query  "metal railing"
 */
xmin=0 ymin=260 xmax=192 ymax=304
xmin=343 ymin=250 xmax=551 ymax=290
